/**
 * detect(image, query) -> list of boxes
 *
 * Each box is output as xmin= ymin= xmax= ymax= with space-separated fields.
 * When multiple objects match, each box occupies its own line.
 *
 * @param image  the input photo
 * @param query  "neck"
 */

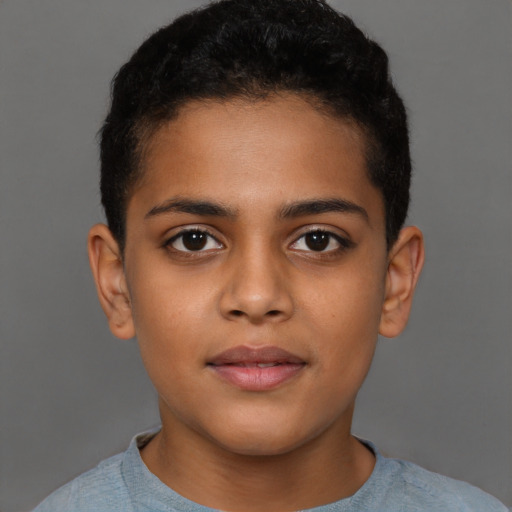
xmin=140 ymin=407 xmax=375 ymax=511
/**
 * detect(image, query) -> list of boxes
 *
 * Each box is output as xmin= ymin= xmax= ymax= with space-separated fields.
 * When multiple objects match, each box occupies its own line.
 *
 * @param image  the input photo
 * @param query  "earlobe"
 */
xmin=87 ymin=224 xmax=135 ymax=340
xmin=379 ymin=226 xmax=425 ymax=338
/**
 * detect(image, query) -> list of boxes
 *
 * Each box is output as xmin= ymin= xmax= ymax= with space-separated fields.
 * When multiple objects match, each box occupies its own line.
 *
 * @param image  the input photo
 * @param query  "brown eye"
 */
xmin=304 ymin=232 xmax=330 ymax=251
xmin=182 ymin=231 xmax=208 ymax=251
xmin=290 ymin=229 xmax=352 ymax=254
xmin=167 ymin=229 xmax=223 ymax=253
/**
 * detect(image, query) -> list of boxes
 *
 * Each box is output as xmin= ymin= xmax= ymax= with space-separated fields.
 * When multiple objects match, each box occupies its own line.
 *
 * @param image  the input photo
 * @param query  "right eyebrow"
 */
xmin=145 ymin=197 xmax=238 ymax=220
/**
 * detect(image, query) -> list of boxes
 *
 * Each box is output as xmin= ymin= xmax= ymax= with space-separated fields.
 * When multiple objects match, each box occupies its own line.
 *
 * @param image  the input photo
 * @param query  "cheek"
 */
xmin=301 ymin=261 xmax=386 ymax=332
xmin=127 ymin=267 xmax=214 ymax=368
xmin=299 ymin=261 xmax=386 ymax=370
xmin=129 ymin=257 xmax=211 ymax=323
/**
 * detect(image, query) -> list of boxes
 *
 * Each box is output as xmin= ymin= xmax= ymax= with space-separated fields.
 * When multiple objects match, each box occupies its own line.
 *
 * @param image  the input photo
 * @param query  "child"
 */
xmin=33 ymin=0 xmax=507 ymax=510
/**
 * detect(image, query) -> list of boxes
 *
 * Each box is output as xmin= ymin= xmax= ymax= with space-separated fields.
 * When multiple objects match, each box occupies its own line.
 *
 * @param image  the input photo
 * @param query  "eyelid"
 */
xmin=164 ymin=225 xmax=224 ymax=252
xmin=289 ymin=226 xmax=354 ymax=252
xmin=162 ymin=224 xmax=353 ymax=256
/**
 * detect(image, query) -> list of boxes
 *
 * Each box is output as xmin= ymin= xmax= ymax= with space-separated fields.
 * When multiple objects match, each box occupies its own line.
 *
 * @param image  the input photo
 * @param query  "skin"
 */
xmin=88 ymin=94 xmax=424 ymax=511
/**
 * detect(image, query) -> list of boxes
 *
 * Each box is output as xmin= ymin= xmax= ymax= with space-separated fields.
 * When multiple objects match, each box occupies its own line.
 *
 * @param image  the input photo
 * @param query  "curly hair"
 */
xmin=100 ymin=0 xmax=411 ymax=250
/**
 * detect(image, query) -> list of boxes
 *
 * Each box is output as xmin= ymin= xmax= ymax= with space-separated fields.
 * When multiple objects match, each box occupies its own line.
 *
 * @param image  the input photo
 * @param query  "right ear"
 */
xmin=87 ymin=224 xmax=135 ymax=340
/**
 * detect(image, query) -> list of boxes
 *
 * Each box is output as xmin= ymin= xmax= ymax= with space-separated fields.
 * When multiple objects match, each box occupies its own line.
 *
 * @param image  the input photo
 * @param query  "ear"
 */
xmin=379 ymin=226 xmax=425 ymax=338
xmin=87 ymin=224 xmax=135 ymax=340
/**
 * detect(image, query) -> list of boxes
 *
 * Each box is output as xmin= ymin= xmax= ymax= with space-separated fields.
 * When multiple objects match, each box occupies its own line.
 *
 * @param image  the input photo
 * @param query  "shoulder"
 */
xmin=31 ymin=452 xmax=133 ymax=512
xmin=378 ymin=455 xmax=508 ymax=512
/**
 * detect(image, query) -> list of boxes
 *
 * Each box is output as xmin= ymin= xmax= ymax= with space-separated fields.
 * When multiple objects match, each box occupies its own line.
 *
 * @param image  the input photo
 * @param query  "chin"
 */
xmin=205 ymin=419 xmax=323 ymax=458
xmin=217 ymin=436 xmax=304 ymax=457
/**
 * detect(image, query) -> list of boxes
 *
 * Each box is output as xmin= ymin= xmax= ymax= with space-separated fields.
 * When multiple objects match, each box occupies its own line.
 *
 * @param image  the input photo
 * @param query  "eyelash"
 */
xmin=165 ymin=227 xmax=223 ymax=254
xmin=290 ymin=229 xmax=353 ymax=255
xmin=163 ymin=227 xmax=353 ymax=257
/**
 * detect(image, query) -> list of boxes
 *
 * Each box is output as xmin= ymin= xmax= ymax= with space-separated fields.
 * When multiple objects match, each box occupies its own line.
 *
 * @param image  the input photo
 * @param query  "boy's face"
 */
xmin=93 ymin=95 xmax=419 ymax=456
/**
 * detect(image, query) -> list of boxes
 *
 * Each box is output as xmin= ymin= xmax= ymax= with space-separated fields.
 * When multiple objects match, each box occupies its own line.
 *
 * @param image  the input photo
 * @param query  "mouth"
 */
xmin=207 ymin=346 xmax=306 ymax=391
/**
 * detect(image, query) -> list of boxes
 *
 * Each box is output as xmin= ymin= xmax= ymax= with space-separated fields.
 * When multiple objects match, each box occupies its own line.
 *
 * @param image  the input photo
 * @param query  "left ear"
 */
xmin=379 ymin=226 xmax=425 ymax=338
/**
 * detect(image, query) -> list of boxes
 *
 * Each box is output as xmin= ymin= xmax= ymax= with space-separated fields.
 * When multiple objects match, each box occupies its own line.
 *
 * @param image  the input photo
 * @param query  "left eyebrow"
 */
xmin=279 ymin=198 xmax=369 ymax=221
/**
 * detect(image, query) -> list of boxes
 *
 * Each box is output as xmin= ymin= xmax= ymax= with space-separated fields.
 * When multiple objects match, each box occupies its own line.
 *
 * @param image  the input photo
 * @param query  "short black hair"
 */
xmin=100 ymin=0 xmax=411 ymax=251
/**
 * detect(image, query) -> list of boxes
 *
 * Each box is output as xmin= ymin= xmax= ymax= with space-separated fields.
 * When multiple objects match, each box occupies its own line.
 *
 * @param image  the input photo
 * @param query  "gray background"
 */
xmin=1 ymin=0 xmax=511 ymax=510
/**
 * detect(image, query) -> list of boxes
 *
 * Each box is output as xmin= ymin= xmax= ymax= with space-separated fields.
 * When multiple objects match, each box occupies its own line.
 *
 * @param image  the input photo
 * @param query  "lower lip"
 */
xmin=209 ymin=363 xmax=305 ymax=391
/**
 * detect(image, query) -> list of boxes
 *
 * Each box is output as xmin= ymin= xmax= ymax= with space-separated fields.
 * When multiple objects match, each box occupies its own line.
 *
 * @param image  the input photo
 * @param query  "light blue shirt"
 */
xmin=33 ymin=431 xmax=508 ymax=511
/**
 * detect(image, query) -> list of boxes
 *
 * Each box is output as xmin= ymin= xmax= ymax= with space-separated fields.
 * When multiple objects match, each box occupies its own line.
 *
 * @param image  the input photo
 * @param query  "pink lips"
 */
xmin=208 ymin=346 xmax=306 ymax=391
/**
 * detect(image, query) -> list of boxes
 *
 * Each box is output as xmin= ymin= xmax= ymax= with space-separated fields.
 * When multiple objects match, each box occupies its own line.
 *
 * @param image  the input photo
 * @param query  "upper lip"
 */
xmin=208 ymin=345 xmax=305 ymax=365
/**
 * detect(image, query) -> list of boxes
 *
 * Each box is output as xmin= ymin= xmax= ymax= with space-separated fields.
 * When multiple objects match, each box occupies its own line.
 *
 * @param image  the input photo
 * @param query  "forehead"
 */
xmin=130 ymin=94 xmax=384 ymax=227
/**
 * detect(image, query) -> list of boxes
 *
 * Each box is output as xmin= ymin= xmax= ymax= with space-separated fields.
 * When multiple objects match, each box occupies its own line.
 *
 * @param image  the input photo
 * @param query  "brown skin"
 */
xmin=88 ymin=95 xmax=424 ymax=511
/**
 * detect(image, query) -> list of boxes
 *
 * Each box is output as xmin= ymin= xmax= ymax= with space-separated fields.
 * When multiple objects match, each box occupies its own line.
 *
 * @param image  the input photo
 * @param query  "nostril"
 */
xmin=231 ymin=310 xmax=244 ymax=317
xmin=267 ymin=310 xmax=280 ymax=317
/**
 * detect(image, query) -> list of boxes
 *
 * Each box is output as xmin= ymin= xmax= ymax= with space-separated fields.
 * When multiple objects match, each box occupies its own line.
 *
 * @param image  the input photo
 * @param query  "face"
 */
xmin=121 ymin=95 xmax=390 ymax=456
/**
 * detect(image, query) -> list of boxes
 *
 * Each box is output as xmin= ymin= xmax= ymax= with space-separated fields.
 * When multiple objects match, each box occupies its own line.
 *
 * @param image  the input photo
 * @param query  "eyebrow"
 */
xmin=145 ymin=196 xmax=368 ymax=222
xmin=145 ymin=198 xmax=238 ymax=219
xmin=279 ymin=198 xmax=369 ymax=221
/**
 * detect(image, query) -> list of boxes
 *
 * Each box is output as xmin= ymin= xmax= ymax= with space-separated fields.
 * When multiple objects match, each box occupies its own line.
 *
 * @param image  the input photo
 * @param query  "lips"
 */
xmin=207 ymin=346 xmax=306 ymax=391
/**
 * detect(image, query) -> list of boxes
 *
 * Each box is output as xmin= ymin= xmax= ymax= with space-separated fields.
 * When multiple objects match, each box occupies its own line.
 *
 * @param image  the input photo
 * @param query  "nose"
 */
xmin=219 ymin=247 xmax=294 ymax=324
